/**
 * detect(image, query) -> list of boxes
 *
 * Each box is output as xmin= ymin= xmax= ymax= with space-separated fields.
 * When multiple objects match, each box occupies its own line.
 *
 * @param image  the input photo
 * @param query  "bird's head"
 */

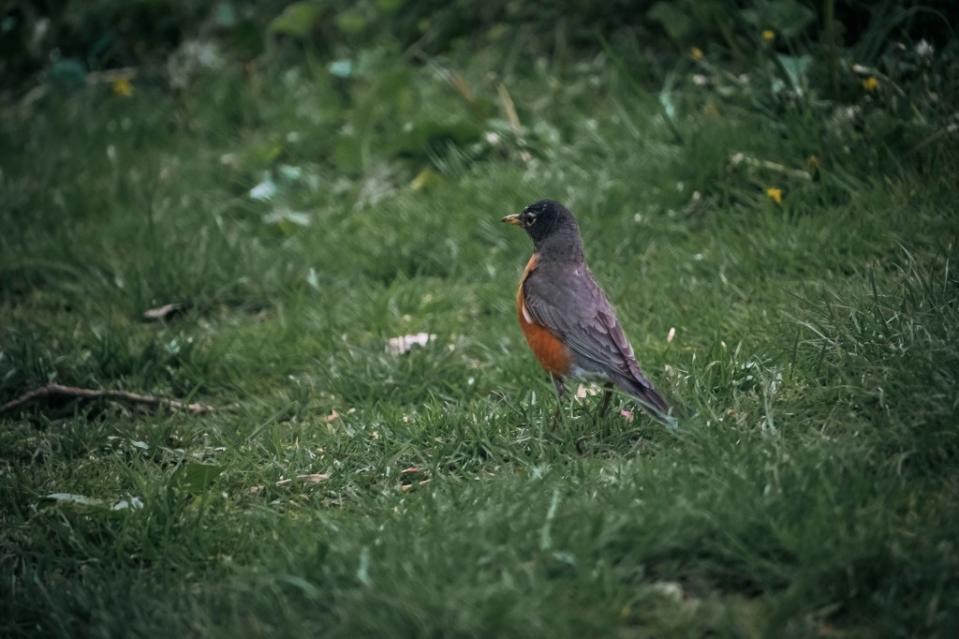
xmin=501 ymin=199 xmax=578 ymax=247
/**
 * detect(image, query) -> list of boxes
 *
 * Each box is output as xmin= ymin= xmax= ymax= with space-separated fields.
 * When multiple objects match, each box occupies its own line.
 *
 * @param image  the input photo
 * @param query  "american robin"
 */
xmin=502 ymin=200 xmax=676 ymax=426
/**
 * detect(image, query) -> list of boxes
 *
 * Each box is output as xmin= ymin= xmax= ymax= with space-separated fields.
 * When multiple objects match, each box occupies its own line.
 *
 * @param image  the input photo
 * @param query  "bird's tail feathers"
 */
xmin=616 ymin=373 xmax=678 ymax=429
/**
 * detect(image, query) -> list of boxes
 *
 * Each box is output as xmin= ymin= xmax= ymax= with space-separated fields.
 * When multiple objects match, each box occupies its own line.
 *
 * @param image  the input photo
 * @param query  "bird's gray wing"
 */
xmin=523 ymin=265 xmax=636 ymax=378
xmin=522 ymin=264 xmax=671 ymax=416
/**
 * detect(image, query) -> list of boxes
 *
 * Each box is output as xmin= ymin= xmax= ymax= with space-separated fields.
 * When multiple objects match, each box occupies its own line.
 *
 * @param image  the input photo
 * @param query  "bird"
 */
xmin=502 ymin=199 xmax=676 ymax=427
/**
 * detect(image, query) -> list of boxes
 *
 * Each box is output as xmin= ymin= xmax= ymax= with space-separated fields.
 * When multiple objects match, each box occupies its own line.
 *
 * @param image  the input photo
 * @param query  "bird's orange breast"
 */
xmin=516 ymin=253 xmax=571 ymax=376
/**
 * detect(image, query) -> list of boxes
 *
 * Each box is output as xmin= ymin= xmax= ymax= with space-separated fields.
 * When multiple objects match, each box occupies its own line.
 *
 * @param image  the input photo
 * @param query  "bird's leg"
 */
xmin=550 ymin=374 xmax=566 ymax=428
xmin=597 ymin=382 xmax=614 ymax=418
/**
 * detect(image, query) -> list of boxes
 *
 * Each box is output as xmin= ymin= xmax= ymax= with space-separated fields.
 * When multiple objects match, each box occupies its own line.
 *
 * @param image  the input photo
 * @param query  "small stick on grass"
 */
xmin=0 ymin=383 xmax=213 ymax=416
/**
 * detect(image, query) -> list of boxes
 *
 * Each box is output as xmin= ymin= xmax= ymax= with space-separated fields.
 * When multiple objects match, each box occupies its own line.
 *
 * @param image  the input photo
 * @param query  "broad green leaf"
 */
xmin=48 ymin=59 xmax=86 ymax=87
xmin=213 ymin=2 xmax=237 ymax=29
xmin=777 ymin=54 xmax=812 ymax=95
xmin=335 ymin=10 xmax=367 ymax=35
xmin=647 ymin=2 xmax=693 ymax=42
xmin=376 ymin=0 xmax=404 ymax=12
xmin=743 ymin=0 xmax=815 ymax=39
xmin=269 ymin=2 xmax=323 ymax=39
xmin=172 ymin=462 xmax=224 ymax=494
xmin=768 ymin=0 xmax=816 ymax=38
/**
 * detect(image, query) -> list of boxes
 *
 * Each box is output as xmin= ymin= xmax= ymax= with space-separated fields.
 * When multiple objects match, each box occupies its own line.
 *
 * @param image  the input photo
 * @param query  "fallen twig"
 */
xmin=0 ymin=383 xmax=213 ymax=416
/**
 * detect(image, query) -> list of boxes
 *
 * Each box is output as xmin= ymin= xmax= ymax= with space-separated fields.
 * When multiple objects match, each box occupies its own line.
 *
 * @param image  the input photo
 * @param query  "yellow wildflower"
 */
xmin=762 ymin=30 xmax=775 ymax=43
xmin=862 ymin=76 xmax=879 ymax=92
xmin=690 ymin=47 xmax=704 ymax=61
xmin=766 ymin=187 xmax=783 ymax=205
xmin=112 ymin=78 xmax=134 ymax=97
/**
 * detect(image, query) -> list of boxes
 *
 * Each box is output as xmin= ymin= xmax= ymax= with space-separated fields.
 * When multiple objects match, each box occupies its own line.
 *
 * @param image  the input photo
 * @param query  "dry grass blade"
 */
xmin=729 ymin=152 xmax=812 ymax=180
xmin=497 ymin=82 xmax=532 ymax=163
xmin=143 ymin=303 xmax=185 ymax=321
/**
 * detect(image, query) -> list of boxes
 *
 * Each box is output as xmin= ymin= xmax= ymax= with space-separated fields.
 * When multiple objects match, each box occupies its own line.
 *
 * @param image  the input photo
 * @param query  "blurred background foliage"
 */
xmin=3 ymin=0 xmax=955 ymax=186
xmin=1 ymin=2 xmax=957 ymax=313
xmin=3 ymin=1 xmax=957 ymax=88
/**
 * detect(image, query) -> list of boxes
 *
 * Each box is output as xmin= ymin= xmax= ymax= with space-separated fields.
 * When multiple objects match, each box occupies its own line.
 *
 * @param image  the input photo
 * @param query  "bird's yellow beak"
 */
xmin=501 ymin=213 xmax=522 ymax=226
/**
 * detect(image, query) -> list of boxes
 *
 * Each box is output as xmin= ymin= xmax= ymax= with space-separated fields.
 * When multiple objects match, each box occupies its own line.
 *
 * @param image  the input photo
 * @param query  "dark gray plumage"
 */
xmin=505 ymin=200 xmax=675 ymax=426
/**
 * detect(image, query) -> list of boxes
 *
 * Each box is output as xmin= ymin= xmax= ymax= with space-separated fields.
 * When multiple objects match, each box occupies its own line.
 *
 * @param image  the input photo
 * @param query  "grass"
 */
xmin=2 ymin=37 xmax=959 ymax=637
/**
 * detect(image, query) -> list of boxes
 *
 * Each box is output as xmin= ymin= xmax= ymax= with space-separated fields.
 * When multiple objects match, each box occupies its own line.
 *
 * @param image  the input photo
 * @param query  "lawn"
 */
xmin=2 ymin=7 xmax=959 ymax=637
